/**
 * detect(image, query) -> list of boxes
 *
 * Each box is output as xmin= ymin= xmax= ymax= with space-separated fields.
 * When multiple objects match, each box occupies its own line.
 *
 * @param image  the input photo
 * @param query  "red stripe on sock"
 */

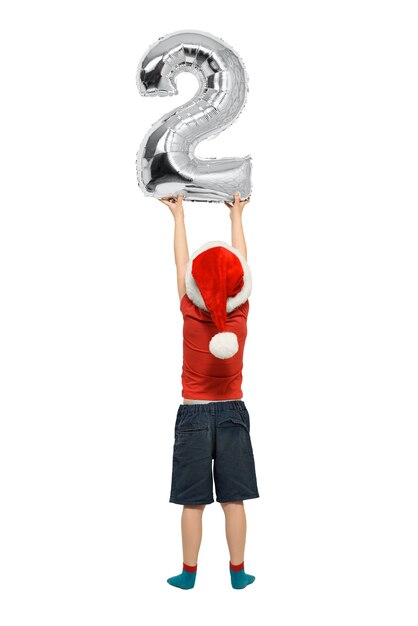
xmin=183 ymin=562 xmax=197 ymax=573
xmin=230 ymin=560 xmax=244 ymax=572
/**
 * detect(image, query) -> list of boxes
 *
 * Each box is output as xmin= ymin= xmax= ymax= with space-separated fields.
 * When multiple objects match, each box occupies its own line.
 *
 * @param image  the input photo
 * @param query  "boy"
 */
xmin=159 ymin=192 xmax=259 ymax=590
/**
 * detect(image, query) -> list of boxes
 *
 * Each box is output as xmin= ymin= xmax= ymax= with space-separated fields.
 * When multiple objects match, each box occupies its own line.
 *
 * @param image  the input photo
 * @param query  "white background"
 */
xmin=1 ymin=1 xmax=417 ymax=624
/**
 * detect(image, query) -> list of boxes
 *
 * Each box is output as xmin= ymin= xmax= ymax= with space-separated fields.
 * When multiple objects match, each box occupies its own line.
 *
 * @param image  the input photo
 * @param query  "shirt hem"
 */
xmin=182 ymin=395 xmax=243 ymax=401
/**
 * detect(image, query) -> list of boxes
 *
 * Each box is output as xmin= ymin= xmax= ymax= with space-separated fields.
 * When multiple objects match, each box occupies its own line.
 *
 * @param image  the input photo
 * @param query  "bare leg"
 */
xmin=181 ymin=504 xmax=205 ymax=565
xmin=220 ymin=501 xmax=255 ymax=588
xmin=220 ymin=501 xmax=247 ymax=564
xmin=167 ymin=504 xmax=205 ymax=589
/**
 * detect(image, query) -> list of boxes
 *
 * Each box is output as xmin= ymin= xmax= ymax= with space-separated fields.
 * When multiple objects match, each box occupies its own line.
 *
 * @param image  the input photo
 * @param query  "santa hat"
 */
xmin=185 ymin=241 xmax=252 ymax=359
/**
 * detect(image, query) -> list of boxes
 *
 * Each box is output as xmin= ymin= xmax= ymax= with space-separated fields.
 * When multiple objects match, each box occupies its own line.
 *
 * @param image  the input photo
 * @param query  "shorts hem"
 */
xmin=169 ymin=497 xmax=214 ymax=505
xmin=216 ymin=493 xmax=260 ymax=503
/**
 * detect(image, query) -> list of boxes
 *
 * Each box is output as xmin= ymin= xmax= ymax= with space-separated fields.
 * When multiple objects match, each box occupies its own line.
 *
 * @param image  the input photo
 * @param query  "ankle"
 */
xmin=183 ymin=562 xmax=197 ymax=572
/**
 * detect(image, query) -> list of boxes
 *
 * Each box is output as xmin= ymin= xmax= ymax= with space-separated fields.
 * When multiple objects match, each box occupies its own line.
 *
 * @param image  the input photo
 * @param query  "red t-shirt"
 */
xmin=180 ymin=293 xmax=249 ymax=400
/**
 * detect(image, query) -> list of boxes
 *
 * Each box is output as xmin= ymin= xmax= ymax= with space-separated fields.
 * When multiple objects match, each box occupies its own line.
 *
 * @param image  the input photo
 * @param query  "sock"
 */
xmin=229 ymin=560 xmax=255 ymax=589
xmin=167 ymin=562 xmax=197 ymax=590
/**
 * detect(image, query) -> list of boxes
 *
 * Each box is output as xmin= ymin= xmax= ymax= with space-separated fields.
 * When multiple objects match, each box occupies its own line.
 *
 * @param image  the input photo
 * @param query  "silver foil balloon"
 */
xmin=136 ymin=30 xmax=252 ymax=203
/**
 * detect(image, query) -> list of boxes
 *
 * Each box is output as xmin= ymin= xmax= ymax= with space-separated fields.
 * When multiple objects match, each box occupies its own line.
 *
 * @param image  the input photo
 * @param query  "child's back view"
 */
xmin=159 ymin=192 xmax=260 ymax=590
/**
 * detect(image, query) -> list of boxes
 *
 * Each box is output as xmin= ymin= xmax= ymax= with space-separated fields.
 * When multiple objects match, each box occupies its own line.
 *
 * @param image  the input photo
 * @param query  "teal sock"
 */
xmin=167 ymin=562 xmax=197 ymax=590
xmin=229 ymin=560 xmax=255 ymax=589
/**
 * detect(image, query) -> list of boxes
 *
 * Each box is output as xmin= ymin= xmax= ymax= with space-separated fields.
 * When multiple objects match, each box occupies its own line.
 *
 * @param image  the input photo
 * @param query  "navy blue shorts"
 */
xmin=169 ymin=400 xmax=260 ymax=505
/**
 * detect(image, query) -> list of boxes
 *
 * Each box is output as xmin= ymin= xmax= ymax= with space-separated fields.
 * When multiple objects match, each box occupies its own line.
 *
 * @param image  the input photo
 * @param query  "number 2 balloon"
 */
xmin=136 ymin=30 xmax=252 ymax=203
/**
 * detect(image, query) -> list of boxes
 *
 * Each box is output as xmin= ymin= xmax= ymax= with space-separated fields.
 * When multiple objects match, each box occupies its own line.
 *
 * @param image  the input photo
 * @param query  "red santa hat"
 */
xmin=185 ymin=241 xmax=252 ymax=359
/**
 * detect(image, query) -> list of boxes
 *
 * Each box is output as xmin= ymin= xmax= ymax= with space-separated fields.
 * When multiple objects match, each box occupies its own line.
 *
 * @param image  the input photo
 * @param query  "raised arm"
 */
xmin=225 ymin=191 xmax=250 ymax=260
xmin=159 ymin=193 xmax=189 ymax=300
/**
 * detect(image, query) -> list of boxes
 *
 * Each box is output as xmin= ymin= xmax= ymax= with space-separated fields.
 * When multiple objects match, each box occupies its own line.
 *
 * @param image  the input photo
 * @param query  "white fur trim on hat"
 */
xmin=185 ymin=240 xmax=252 ymax=313
xmin=209 ymin=332 xmax=239 ymax=359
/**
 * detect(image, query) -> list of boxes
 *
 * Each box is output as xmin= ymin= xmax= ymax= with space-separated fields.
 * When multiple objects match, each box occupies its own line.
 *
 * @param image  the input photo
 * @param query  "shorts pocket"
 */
xmin=176 ymin=425 xmax=209 ymax=434
xmin=175 ymin=411 xmax=209 ymax=435
xmin=217 ymin=412 xmax=254 ymax=457
xmin=218 ymin=410 xmax=249 ymax=431
xmin=218 ymin=418 xmax=249 ymax=431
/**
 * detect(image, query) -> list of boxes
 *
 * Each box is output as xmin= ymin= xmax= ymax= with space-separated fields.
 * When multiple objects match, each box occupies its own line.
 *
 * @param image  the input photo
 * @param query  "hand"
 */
xmin=159 ymin=193 xmax=185 ymax=218
xmin=224 ymin=192 xmax=250 ymax=219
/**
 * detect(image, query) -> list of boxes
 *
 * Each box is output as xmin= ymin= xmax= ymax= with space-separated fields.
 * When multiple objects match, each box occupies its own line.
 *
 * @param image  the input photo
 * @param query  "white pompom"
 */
xmin=209 ymin=332 xmax=239 ymax=359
